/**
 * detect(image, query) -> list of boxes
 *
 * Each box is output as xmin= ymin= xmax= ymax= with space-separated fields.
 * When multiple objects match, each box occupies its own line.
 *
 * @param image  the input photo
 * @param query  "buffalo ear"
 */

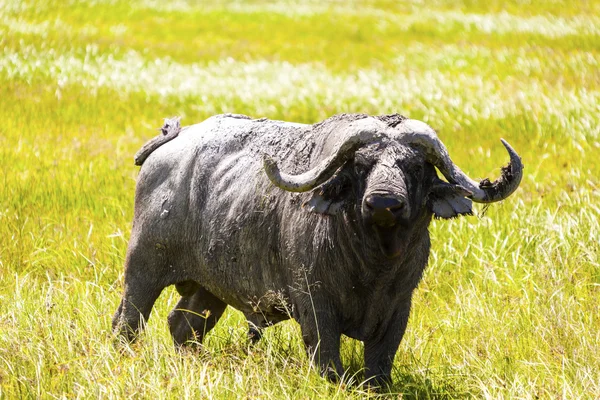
xmin=303 ymin=173 xmax=351 ymax=216
xmin=428 ymin=179 xmax=473 ymax=219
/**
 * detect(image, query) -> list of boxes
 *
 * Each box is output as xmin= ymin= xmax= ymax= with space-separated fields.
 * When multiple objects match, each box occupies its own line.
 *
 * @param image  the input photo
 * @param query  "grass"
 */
xmin=1 ymin=0 xmax=599 ymax=398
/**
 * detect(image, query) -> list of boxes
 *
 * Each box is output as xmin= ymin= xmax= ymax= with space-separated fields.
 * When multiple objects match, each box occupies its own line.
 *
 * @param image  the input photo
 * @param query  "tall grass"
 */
xmin=1 ymin=0 xmax=599 ymax=398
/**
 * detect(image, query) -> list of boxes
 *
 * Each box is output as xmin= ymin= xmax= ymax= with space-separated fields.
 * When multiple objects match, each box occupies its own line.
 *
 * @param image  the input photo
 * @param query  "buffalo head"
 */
xmin=264 ymin=117 xmax=523 ymax=258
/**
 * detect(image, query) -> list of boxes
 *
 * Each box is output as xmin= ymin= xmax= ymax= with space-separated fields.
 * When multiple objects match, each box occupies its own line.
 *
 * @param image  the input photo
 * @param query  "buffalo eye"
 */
xmin=399 ymin=160 xmax=423 ymax=178
xmin=350 ymin=161 xmax=365 ymax=176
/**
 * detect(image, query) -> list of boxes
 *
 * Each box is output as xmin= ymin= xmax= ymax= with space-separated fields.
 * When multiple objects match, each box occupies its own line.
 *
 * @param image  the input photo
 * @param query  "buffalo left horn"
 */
xmin=264 ymin=120 xmax=383 ymax=192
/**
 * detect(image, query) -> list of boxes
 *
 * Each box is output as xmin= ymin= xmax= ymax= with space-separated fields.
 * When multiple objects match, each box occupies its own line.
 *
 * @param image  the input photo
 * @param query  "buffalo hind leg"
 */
xmin=112 ymin=272 xmax=164 ymax=343
xmin=248 ymin=323 xmax=264 ymax=344
xmin=245 ymin=311 xmax=291 ymax=344
xmin=112 ymin=241 xmax=166 ymax=342
xmin=167 ymin=284 xmax=227 ymax=347
xmin=245 ymin=313 xmax=268 ymax=344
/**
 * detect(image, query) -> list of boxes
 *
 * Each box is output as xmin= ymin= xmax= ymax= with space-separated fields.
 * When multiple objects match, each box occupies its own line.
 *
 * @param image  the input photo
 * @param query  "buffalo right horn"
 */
xmin=398 ymin=120 xmax=523 ymax=203
xmin=264 ymin=119 xmax=383 ymax=192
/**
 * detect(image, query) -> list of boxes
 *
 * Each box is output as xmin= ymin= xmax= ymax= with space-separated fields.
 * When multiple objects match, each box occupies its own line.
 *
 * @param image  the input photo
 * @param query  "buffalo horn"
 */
xmin=399 ymin=127 xmax=523 ymax=203
xmin=264 ymin=121 xmax=383 ymax=192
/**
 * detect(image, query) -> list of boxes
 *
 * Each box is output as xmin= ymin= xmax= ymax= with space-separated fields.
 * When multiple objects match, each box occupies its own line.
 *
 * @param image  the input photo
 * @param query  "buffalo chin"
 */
xmin=374 ymin=226 xmax=405 ymax=259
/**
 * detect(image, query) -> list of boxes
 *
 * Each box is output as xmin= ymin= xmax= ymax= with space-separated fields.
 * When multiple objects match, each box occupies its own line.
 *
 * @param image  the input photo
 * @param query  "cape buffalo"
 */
xmin=112 ymin=113 xmax=522 ymax=386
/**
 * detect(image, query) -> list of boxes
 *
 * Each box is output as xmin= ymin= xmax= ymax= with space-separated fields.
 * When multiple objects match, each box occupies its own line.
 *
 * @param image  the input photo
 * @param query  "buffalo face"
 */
xmin=263 ymin=116 xmax=523 ymax=259
xmin=357 ymin=142 xmax=473 ymax=258
xmin=358 ymin=143 xmax=430 ymax=258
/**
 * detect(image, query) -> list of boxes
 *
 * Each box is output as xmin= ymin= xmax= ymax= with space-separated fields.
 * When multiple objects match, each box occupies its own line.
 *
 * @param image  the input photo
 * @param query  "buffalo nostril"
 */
xmin=365 ymin=195 xmax=375 ymax=209
xmin=386 ymin=200 xmax=404 ymax=211
xmin=365 ymin=195 xmax=404 ymax=211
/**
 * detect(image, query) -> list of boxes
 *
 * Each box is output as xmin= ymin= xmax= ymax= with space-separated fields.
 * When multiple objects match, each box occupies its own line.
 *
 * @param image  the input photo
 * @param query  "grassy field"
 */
xmin=1 ymin=0 xmax=599 ymax=398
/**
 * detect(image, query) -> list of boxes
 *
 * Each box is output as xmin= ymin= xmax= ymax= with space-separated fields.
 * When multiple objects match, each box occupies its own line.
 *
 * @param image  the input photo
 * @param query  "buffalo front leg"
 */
xmin=167 ymin=285 xmax=227 ymax=347
xmin=363 ymin=299 xmax=412 ymax=389
xmin=295 ymin=294 xmax=343 ymax=381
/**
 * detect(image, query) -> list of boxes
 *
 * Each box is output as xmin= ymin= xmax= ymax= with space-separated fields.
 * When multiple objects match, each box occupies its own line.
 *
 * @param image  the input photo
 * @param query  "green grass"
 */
xmin=1 ymin=0 xmax=599 ymax=398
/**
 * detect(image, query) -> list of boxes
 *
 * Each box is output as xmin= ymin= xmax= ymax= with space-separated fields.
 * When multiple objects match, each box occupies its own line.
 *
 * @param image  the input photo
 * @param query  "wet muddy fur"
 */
xmin=113 ymin=113 xmax=522 ymax=387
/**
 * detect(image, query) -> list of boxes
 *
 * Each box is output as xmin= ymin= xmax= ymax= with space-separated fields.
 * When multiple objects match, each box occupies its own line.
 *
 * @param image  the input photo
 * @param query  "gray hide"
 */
xmin=113 ymin=113 xmax=523 ymax=387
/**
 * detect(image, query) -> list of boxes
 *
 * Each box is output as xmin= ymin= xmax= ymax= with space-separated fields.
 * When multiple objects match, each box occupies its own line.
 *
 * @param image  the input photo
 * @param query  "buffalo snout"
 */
xmin=363 ymin=194 xmax=406 ymax=228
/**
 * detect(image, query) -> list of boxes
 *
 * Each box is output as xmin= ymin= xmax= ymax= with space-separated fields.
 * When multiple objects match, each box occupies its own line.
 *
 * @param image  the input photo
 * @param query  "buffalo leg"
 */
xmin=245 ymin=313 xmax=268 ymax=344
xmin=112 ymin=248 xmax=165 ymax=342
xmin=295 ymin=295 xmax=343 ymax=380
xmin=167 ymin=285 xmax=227 ymax=347
xmin=112 ymin=280 xmax=164 ymax=343
xmin=245 ymin=310 xmax=291 ymax=344
xmin=363 ymin=299 xmax=412 ymax=389
xmin=248 ymin=324 xmax=263 ymax=343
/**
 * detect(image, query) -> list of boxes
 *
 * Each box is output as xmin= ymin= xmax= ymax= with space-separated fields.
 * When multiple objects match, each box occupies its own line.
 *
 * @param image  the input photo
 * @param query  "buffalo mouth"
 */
xmin=373 ymin=225 xmax=405 ymax=259
xmin=362 ymin=209 xmax=406 ymax=259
